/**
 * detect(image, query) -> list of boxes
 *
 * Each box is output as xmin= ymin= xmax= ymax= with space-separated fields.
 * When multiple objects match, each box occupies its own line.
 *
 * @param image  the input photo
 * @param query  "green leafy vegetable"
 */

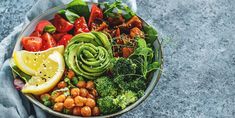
xmin=111 ymin=57 xmax=136 ymax=77
xmin=66 ymin=0 xmax=90 ymax=21
xmin=97 ymin=96 xmax=120 ymax=114
xmin=58 ymin=10 xmax=80 ymax=23
xmin=10 ymin=61 xmax=31 ymax=82
xmin=143 ymin=25 xmax=158 ymax=46
xmin=43 ymin=25 xmax=56 ymax=33
xmin=95 ymin=76 xmax=118 ymax=97
xmin=113 ymin=91 xmax=137 ymax=109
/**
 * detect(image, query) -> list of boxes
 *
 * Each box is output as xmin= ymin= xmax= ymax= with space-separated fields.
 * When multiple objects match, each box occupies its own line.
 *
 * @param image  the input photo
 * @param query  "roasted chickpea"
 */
xmin=51 ymin=92 xmax=62 ymax=102
xmin=73 ymin=107 xmax=81 ymax=115
xmin=86 ymin=81 xmax=95 ymax=89
xmin=85 ymin=98 xmax=96 ymax=108
xmin=40 ymin=93 xmax=50 ymax=102
xmin=57 ymin=81 xmax=67 ymax=89
xmin=54 ymin=94 xmax=66 ymax=103
xmin=67 ymin=70 xmax=75 ymax=79
xmin=92 ymin=107 xmax=100 ymax=116
xmin=87 ymin=93 xmax=95 ymax=99
xmin=90 ymin=89 xmax=98 ymax=97
xmin=64 ymin=97 xmax=75 ymax=109
xmin=71 ymin=88 xmax=80 ymax=97
xmin=74 ymin=96 xmax=87 ymax=106
xmin=80 ymin=88 xmax=88 ymax=97
xmin=81 ymin=106 xmax=91 ymax=117
xmin=76 ymin=80 xmax=86 ymax=88
xmin=53 ymin=103 xmax=64 ymax=112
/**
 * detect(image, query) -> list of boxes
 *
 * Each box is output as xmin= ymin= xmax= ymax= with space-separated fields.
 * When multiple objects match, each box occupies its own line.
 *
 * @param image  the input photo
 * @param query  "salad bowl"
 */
xmin=12 ymin=1 xmax=163 ymax=118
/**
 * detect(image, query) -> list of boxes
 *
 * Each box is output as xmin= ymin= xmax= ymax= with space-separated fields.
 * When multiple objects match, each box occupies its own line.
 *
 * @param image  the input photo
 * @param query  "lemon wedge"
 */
xmin=21 ymin=51 xmax=65 ymax=95
xmin=13 ymin=46 xmax=64 ymax=75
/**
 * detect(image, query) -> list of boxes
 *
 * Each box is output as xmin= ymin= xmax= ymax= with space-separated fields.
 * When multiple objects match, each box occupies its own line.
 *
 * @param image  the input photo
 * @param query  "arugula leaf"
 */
xmin=43 ymin=25 xmax=56 ymax=33
xmin=59 ymin=10 xmax=80 ymax=23
xmin=147 ymin=61 xmax=160 ymax=73
xmin=143 ymin=25 xmax=158 ymax=46
xmin=66 ymin=0 xmax=89 ymax=21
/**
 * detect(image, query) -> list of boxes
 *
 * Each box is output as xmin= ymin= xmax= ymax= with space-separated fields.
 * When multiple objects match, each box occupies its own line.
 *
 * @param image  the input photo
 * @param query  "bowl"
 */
xmin=12 ymin=3 xmax=163 ymax=118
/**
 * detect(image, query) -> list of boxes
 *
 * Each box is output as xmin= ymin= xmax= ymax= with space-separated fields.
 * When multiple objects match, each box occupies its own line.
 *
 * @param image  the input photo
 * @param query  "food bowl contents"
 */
xmin=10 ymin=0 xmax=160 ymax=116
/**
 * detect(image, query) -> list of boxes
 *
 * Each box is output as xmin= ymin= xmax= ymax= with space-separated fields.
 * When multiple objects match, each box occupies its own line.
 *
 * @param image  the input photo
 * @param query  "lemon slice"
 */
xmin=13 ymin=46 xmax=64 ymax=75
xmin=22 ymin=51 xmax=65 ymax=95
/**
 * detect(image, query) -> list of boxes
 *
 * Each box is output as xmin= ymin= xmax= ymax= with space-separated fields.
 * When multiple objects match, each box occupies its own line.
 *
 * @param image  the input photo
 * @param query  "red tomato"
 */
xmin=41 ymin=32 xmax=56 ymax=50
xmin=30 ymin=31 xmax=41 ymax=37
xmin=74 ymin=17 xmax=90 ymax=35
xmin=52 ymin=33 xmax=67 ymax=42
xmin=88 ymin=4 xmax=103 ymax=28
xmin=21 ymin=37 xmax=42 ymax=52
xmin=57 ymin=34 xmax=73 ymax=47
xmin=53 ymin=14 xmax=74 ymax=33
xmin=35 ymin=20 xmax=52 ymax=33
xmin=122 ymin=47 xmax=134 ymax=58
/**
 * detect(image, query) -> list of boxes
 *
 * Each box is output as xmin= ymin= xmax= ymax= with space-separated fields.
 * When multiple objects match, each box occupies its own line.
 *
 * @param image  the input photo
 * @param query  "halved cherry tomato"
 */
xmin=30 ymin=31 xmax=41 ymax=37
xmin=53 ymin=14 xmax=74 ymax=33
xmin=52 ymin=33 xmax=67 ymax=42
xmin=41 ymin=32 xmax=56 ymax=50
xmin=88 ymin=4 xmax=103 ymax=28
xmin=21 ymin=37 xmax=42 ymax=52
xmin=74 ymin=17 xmax=90 ymax=35
xmin=57 ymin=34 xmax=73 ymax=47
xmin=35 ymin=20 xmax=52 ymax=33
xmin=122 ymin=47 xmax=134 ymax=58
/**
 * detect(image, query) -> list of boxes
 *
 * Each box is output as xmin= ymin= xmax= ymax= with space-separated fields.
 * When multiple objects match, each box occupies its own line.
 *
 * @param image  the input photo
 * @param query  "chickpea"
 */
xmin=80 ymin=88 xmax=88 ymax=97
xmin=67 ymin=70 xmax=75 ymax=79
xmin=57 ymin=81 xmax=67 ymax=89
xmin=51 ymin=92 xmax=62 ymax=102
xmin=74 ymin=96 xmax=87 ymax=106
xmin=92 ymin=107 xmax=100 ymax=116
xmin=64 ymin=97 xmax=75 ymax=109
xmin=53 ymin=103 xmax=64 ymax=112
xmin=54 ymin=94 xmax=66 ymax=103
xmin=90 ymin=89 xmax=98 ymax=97
xmin=40 ymin=93 xmax=50 ymax=102
xmin=71 ymin=88 xmax=80 ymax=97
xmin=73 ymin=107 xmax=81 ymax=115
xmin=86 ymin=81 xmax=95 ymax=90
xmin=76 ymin=80 xmax=86 ymax=88
xmin=85 ymin=98 xmax=96 ymax=108
xmin=81 ymin=106 xmax=91 ymax=117
xmin=87 ymin=93 xmax=95 ymax=99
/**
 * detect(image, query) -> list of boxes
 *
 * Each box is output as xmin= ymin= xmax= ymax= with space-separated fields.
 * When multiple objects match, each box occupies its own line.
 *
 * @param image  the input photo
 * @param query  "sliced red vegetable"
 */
xmin=88 ymin=4 xmax=103 ymax=28
xmin=35 ymin=20 xmax=52 ymax=33
xmin=122 ymin=47 xmax=134 ymax=58
xmin=41 ymin=32 xmax=56 ymax=50
xmin=21 ymin=37 xmax=42 ymax=52
xmin=52 ymin=33 xmax=67 ymax=42
xmin=53 ymin=14 xmax=74 ymax=33
xmin=57 ymin=34 xmax=73 ymax=47
xmin=115 ymin=28 xmax=123 ymax=44
xmin=30 ymin=31 xmax=41 ymax=37
xmin=74 ymin=17 xmax=89 ymax=35
xmin=130 ymin=27 xmax=144 ymax=38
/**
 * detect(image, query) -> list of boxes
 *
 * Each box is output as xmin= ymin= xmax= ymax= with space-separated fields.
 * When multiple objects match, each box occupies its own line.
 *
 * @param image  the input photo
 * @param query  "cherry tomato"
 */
xmin=35 ymin=20 xmax=52 ymax=33
xmin=21 ymin=37 xmax=42 ymax=52
xmin=74 ymin=17 xmax=89 ymax=35
xmin=88 ymin=4 xmax=103 ymax=28
xmin=30 ymin=31 xmax=41 ymax=37
xmin=41 ymin=32 xmax=56 ymax=50
xmin=52 ymin=33 xmax=67 ymax=42
xmin=122 ymin=47 xmax=134 ymax=58
xmin=57 ymin=34 xmax=73 ymax=47
xmin=53 ymin=14 xmax=74 ymax=33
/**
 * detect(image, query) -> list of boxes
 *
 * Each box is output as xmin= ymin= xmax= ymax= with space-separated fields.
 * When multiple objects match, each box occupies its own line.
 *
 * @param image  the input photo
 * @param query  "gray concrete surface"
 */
xmin=0 ymin=0 xmax=234 ymax=117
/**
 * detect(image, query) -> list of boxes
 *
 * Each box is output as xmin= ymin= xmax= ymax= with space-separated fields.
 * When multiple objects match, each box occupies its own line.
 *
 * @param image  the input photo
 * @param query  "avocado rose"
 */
xmin=64 ymin=32 xmax=113 ymax=79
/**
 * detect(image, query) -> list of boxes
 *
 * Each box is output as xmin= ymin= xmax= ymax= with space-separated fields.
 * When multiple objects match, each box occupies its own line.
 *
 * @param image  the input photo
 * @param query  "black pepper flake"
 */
xmin=36 ymin=84 xmax=38 ymax=86
xmin=44 ymin=74 xmax=47 ymax=77
xmin=34 ymin=59 xmax=36 ymax=61
xmin=43 ymin=64 xmax=46 ymax=67
xmin=39 ymin=71 xmax=42 ymax=74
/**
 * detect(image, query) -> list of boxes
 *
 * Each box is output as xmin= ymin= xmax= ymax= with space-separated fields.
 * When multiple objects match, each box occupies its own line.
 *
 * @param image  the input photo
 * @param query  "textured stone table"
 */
xmin=0 ymin=0 xmax=234 ymax=117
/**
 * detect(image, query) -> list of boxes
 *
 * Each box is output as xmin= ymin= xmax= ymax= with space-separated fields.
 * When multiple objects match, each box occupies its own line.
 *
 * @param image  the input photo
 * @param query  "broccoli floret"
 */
xmin=114 ymin=75 xmax=146 ymax=92
xmin=97 ymin=96 xmax=120 ymax=115
xmin=113 ymin=91 xmax=138 ymax=109
xmin=95 ymin=76 xmax=118 ymax=97
xmin=112 ymin=58 xmax=137 ymax=76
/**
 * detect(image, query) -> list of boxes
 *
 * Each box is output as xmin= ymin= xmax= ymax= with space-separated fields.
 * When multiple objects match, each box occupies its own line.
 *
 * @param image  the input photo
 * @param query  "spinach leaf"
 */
xmin=143 ymin=25 xmax=158 ymax=46
xmin=66 ymin=0 xmax=90 ymax=21
xmin=59 ymin=10 xmax=80 ymax=23
xmin=10 ymin=61 xmax=31 ymax=82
